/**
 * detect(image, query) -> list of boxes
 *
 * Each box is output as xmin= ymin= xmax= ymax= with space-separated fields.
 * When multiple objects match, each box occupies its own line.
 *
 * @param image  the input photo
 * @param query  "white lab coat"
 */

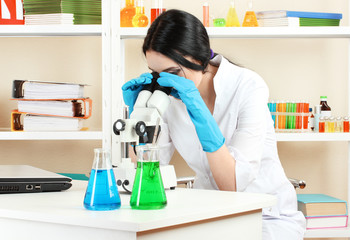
xmin=158 ymin=55 xmax=306 ymax=239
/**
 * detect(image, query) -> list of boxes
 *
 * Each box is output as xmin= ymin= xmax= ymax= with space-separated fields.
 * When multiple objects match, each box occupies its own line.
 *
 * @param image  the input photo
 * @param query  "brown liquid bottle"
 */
xmin=320 ymin=96 xmax=331 ymax=117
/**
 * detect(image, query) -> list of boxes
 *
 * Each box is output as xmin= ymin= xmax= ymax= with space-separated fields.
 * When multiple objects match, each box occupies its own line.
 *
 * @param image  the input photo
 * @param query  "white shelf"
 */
xmin=276 ymin=132 xmax=350 ymax=142
xmin=304 ymin=227 xmax=350 ymax=238
xmin=0 ymin=130 xmax=103 ymax=140
xmin=0 ymin=25 xmax=102 ymax=37
xmin=120 ymin=26 xmax=350 ymax=39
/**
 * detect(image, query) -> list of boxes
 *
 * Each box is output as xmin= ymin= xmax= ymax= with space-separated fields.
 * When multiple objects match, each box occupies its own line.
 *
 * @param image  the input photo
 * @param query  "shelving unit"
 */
xmin=0 ymin=3 xmax=110 ymax=149
xmin=0 ymin=25 xmax=102 ymax=36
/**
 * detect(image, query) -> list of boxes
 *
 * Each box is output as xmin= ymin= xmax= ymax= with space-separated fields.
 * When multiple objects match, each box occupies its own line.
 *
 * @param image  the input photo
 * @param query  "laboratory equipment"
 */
xmin=203 ymin=2 xmax=209 ymax=27
xmin=328 ymin=116 xmax=335 ymax=132
xmin=84 ymin=148 xmax=121 ymax=211
xmin=130 ymin=144 xmax=167 ymax=209
xmin=242 ymin=1 xmax=258 ymax=27
xmin=335 ymin=116 xmax=343 ymax=132
xmin=132 ymin=0 xmax=148 ymax=27
xmin=319 ymin=117 xmax=325 ymax=133
xmin=113 ymin=72 xmax=177 ymax=193
xmin=120 ymin=0 xmax=136 ymax=27
xmin=314 ymin=105 xmax=321 ymax=132
xmin=151 ymin=0 xmax=165 ymax=24
xmin=309 ymin=107 xmax=314 ymax=130
xmin=320 ymin=96 xmax=332 ymax=117
xmin=226 ymin=1 xmax=240 ymax=27
xmin=344 ymin=116 xmax=350 ymax=132
xmin=213 ymin=18 xmax=226 ymax=27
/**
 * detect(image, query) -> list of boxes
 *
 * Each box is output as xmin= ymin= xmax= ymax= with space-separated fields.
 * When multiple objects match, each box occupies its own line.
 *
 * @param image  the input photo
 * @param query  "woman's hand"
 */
xmin=157 ymin=72 xmax=225 ymax=152
xmin=122 ymin=73 xmax=153 ymax=114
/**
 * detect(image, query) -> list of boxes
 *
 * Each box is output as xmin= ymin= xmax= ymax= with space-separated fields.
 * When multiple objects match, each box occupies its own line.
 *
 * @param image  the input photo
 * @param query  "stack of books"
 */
xmin=23 ymin=0 xmax=101 ymax=25
xmin=256 ymin=10 xmax=342 ymax=27
xmin=297 ymin=194 xmax=348 ymax=229
xmin=11 ymin=80 xmax=92 ymax=132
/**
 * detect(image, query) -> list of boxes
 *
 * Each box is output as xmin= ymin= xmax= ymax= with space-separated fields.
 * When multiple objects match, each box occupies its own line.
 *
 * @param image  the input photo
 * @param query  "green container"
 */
xmin=130 ymin=145 xmax=167 ymax=210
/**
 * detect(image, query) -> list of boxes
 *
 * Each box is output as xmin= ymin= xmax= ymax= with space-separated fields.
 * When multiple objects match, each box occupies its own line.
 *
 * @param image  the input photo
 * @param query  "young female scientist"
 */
xmin=122 ymin=9 xmax=306 ymax=239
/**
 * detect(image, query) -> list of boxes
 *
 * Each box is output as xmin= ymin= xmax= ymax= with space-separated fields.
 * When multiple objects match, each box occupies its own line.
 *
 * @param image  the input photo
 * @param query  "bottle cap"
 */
xmin=320 ymin=96 xmax=328 ymax=100
xmin=309 ymin=107 xmax=312 ymax=112
xmin=336 ymin=116 xmax=342 ymax=121
xmin=344 ymin=116 xmax=349 ymax=121
xmin=319 ymin=116 xmax=325 ymax=121
xmin=314 ymin=105 xmax=321 ymax=114
xmin=329 ymin=116 xmax=335 ymax=121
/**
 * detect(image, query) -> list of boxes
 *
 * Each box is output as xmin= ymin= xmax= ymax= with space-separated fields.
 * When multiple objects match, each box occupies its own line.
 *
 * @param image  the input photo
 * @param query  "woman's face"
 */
xmin=145 ymin=50 xmax=203 ymax=87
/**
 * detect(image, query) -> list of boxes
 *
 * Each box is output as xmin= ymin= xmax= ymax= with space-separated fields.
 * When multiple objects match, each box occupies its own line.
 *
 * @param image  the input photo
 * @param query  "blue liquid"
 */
xmin=83 ymin=169 xmax=121 ymax=211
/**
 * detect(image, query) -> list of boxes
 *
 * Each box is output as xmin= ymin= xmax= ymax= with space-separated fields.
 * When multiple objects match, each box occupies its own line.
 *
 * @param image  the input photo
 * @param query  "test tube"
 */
xmin=335 ymin=116 xmax=343 ymax=133
xmin=319 ymin=117 xmax=325 ymax=133
xmin=343 ymin=116 xmax=349 ymax=132
xmin=203 ymin=2 xmax=209 ymax=27
xmin=328 ymin=116 xmax=335 ymax=133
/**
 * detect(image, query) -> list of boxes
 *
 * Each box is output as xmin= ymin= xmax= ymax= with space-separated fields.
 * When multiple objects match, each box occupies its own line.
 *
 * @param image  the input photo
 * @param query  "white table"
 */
xmin=0 ymin=180 xmax=276 ymax=240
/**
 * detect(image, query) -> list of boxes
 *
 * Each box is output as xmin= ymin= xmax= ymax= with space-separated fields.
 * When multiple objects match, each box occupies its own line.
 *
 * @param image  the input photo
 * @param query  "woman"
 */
xmin=122 ymin=9 xmax=306 ymax=239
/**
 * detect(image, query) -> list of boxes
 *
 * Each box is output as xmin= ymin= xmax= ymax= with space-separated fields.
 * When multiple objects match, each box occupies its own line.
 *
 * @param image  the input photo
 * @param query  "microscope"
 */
xmin=113 ymin=72 xmax=177 ymax=192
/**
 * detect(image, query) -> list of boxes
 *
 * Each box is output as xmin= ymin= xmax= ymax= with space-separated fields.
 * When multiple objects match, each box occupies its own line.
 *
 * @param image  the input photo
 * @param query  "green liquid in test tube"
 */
xmin=286 ymin=102 xmax=291 ymax=129
xmin=291 ymin=102 xmax=296 ymax=129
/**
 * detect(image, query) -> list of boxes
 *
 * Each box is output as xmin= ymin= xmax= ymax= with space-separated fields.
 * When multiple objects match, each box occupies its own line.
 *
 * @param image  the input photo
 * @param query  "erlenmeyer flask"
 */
xmin=242 ymin=1 xmax=258 ymax=27
xmin=84 ymin=148 xmax=121 ymax=211
xmin=130 ymin=144 xmax=167 ymax=209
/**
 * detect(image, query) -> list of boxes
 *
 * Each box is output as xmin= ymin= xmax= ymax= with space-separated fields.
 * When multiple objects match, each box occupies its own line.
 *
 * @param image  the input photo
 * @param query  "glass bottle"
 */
xmin=324 ymin=116 xmax=329 ymax=132
xmin=343 ymin=116 xmax=350 ymax=133
xmin=132 ymin=0 xmax=149 ymax=27
xmin=335 ymin=116 xmax=343 ymax=132
xmin=84 ymin=149 xmax=121 ymax=211
xmin=213 ymin=18 xmax=226 ymax=27
xmin=314 ymin=105 xmax=321 ymax=133
xmin=320 ymin=96 xmax=332 ymax=117
xmin=242 ymin=1 xmax=258 ymax=27
xmin=309 ymin=107 xmax=314 ymax=131
xmin=130 ymin=144 xmax=167 ymax=209
xmin=226 ymin=1 xmax=240 ymax=27
xmin=120 ymin=0 xmax=136 ymax=27
xmin=328 ymin=116 xmax=335 ymax=133
xmin=151 ymin=0 xmax=165 ymax=24
xmin=319 ymin=116 xmax=325 ymax=133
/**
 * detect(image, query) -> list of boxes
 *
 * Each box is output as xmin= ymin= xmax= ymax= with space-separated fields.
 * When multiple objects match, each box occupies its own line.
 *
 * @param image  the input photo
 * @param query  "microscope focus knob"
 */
xmin=135 ymin=121 xmax=146 ymax=136
xmin=113 ymin=119 xmax=126 ymax=134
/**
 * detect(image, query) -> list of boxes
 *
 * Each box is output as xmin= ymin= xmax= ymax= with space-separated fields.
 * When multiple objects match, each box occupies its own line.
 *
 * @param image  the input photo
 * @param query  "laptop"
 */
xmin=0 ymin=165 xmax=72 ymax=194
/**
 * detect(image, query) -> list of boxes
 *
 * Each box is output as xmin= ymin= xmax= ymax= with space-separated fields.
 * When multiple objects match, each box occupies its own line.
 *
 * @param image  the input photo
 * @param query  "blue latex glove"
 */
xmin=157 ymin=72 xmax=225 ymax=152
xmin=122 ymin=73 xmax=153 ymax=114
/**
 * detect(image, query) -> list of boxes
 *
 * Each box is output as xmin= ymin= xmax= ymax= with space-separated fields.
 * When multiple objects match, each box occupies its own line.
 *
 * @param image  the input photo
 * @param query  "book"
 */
xmin=256 ymin=10 xmax=342 ymax=20
xmin=12 ymin=80 xmax=86 ymax=99
xmin=297 ymin=194 xmax=348 ymax=217
xmin=17 ymin=100 xmax=81 ymax=117
xmin=23 ymin=115 xmax=83 ymax=131
xmin=23 ymin=0 xmax=101 ymax=25
xmin=258 ymin=17 xmax=341 ymax=27
xmin=305 ymin=215 xmax=348 ymax=229
xmin=24 ymin=13 xmax=74 ymax=25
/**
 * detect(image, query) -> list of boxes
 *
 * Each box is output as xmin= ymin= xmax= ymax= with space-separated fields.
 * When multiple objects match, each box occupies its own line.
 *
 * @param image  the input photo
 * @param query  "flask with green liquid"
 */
xmin=130 ymin=144 xmax=167 ymax=209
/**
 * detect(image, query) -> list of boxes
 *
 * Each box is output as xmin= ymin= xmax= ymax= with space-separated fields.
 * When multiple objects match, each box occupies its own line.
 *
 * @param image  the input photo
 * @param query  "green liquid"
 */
xmin=130 ymin=161 xmax=167 ymax=210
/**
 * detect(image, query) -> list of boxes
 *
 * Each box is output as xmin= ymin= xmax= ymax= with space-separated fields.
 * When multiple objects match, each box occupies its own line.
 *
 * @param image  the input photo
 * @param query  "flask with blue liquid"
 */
xmin=84 ymin=148 xmax=121 ymax=211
